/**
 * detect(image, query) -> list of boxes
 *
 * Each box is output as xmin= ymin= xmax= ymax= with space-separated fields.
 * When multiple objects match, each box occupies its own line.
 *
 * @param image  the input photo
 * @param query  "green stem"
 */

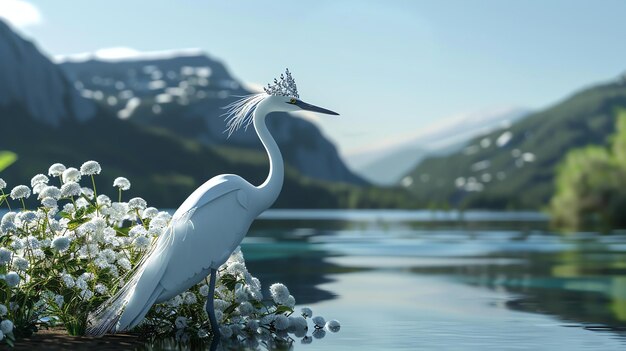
xmin=118 ymin=188 xmax=122 ymax=203
xmin=0 ymin=190 xmax=10 ymax=211
xmin=20 ymin=199 xmax=26 ymax=211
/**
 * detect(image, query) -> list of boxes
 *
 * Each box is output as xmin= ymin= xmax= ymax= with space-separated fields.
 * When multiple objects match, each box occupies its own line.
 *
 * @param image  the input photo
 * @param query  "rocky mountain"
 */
xmin=0 ymin=19 xmax=405 ymax=209
xmin=57 ymin=52 xmax=366 ymax=185
xmin=349 ymin=107 xmax=528 ymax=185
xmin=404 ymin=76 xmax=626 ymax=209
xmin=0 ymin=20 xmax=95 ymax=126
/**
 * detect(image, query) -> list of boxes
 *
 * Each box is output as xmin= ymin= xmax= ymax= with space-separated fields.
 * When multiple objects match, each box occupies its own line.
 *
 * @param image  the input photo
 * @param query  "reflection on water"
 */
xmin=239 ymin=210 xmax=626 ymax=350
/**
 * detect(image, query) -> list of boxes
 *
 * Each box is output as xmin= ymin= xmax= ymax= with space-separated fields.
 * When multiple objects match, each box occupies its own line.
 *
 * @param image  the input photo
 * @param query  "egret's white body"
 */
xmin=86 ymin=80 xmax=338 ymax=336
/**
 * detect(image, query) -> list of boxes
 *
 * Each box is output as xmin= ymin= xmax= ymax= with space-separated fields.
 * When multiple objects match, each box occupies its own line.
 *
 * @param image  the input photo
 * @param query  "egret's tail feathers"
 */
xmin=85 ymin=267 xmax=142 ymax=336
xmin=86 ymin=211 xmax=192 ymax=337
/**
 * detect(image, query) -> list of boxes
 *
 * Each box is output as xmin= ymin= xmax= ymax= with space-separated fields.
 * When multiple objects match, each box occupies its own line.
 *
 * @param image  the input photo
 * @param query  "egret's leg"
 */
xmin=207 ymin=268 xmax=220 ymax=338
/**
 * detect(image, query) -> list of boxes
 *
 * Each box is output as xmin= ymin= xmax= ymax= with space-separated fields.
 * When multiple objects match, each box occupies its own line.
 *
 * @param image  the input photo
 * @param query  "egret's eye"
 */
xmin=289 ymin=98 xmax=297 ymax=104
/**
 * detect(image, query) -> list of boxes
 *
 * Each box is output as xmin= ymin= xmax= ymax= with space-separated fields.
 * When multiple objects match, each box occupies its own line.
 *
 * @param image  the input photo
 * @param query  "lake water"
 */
xmin=239 ymin=210 xmax=626 ymax=350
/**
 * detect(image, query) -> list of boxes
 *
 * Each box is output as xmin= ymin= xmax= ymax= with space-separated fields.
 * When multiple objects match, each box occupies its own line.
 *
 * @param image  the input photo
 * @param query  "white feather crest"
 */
xmin=223 ymin=93 xmax=267 ymax=137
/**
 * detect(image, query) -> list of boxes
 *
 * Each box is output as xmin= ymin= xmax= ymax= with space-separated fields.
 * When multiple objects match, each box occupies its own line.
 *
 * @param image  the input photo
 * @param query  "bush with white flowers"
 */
xmin=0 ymin=161 xmax=339 ymax=347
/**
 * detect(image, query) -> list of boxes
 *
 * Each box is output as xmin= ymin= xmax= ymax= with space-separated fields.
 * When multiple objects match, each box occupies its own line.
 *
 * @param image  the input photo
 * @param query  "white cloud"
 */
xmin=0 ymin=0 xmax=42 ymax=29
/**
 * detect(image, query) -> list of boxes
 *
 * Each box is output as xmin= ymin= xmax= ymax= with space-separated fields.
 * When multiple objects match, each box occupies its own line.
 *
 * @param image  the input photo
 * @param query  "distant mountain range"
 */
xmin=57 ymin=51 xmax=365 ymax=185
xmin=404 ymin=76 xmax=626 ymax=209
xmin=348 ymin=107 xmax=529 ymax=185
xmin=0 ymin=20 xmax=408 ymax=209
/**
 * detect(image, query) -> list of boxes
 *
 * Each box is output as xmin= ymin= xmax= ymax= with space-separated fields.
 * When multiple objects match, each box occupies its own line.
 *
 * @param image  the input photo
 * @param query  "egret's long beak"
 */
xmin=295 ymin=100 xmax=339 ymax=115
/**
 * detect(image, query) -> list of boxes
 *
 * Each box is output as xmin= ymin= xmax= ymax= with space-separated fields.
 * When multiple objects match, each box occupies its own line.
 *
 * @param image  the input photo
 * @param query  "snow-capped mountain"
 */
xmin=348 ymin=107 xmax=529 ymax=185
xmin=0 ymin=20 xmax=95 ymax=126
xmin=59 ymin=50 xmax=366 ymax=185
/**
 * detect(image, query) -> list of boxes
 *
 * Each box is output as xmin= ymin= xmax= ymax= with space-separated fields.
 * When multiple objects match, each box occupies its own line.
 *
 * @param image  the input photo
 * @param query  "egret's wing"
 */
xmin=158 ymin=177 xmax=252 ymax=296
xmin=172 ymin=175 xmax=244 ymax=221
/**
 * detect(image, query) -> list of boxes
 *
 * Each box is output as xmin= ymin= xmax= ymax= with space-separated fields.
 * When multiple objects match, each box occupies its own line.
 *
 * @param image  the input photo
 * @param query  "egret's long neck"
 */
xmin=254 ymin=106 xmax=284 ymax=210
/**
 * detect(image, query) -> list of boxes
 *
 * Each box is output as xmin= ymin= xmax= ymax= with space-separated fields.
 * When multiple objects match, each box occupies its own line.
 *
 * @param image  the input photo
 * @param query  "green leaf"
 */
xmin=0 ymin=151 xmax=17 ymax=173
xmin=274 ymin=305 xmax=294 ymax=314
xmin=59 ymin=211 xmax=72 ymax=219
xmin=67 ymin=217 xmax=89 ymax=230
xmin=223 ymin=302 xmax=239 ymax=315
xmin=219 ymin=274 xmax=237 ymax=290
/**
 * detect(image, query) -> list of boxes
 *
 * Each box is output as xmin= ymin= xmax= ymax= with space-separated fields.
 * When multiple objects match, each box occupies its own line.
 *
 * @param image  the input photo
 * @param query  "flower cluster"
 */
xmin=0 ymin=161 xmax=339 ymax=347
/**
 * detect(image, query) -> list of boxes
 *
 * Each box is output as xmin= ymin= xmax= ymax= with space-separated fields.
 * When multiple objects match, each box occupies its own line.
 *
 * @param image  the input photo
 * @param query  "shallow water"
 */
xmin=239 ymin=210 xmax=626 ymax=350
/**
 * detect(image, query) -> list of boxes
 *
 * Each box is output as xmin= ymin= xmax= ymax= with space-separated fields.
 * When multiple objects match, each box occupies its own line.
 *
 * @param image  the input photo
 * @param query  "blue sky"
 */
xmin=4 ymin=0 xmax=626 ymax=159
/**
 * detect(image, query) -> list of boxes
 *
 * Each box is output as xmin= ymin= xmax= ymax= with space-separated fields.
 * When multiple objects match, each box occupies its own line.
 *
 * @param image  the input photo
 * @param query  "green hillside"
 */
xmin=0 ymin=104 xmax=413 ymax=209
xmin=405 ymin=78 xmax=626 ymax=209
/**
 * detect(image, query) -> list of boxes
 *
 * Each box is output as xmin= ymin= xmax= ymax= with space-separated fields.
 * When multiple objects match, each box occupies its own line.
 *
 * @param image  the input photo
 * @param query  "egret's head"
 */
xmin=224 ymin=69 xmax=338 ymax=136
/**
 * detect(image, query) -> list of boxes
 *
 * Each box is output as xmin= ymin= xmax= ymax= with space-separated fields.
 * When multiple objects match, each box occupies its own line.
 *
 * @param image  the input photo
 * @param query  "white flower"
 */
xmin=142 ymin=207 xmax=158 ymax=219
xmin=75 ymin=198 xmax=89 ymax=209
xmin=48 ymin=163 xmax=66 ymax=177
xmin=214 ymin=299 xmax=228 ymax=311
xmin=227 ymin=262 xmax=246 ymax=276
xmin=301 ymin=307 xmax=313 ymax=318
xmin=60 ymin=182 xmax=81 ymax=197
xmin=26 ymin=236 xmax=40 ymax=249
xmin=16 ymin=211 xmax=37 ymax=224
xmin=96 ymin=194 xmax=111 ymax=207
xmin=32 ymin=249 xmax=45 ymax=259
xmin=312 ymin=316 xmax=326 ymax=328
xmin=52 ymin=236 xmax=70 ymax=252
xmin=60 ymin=273 xmax=75 ymax=288
xmin=5 ymin=272 xmax=19 ymax=287
xmin=128 ymin=197 xmax=147 ymax=211
xmin=81 ymin=187 xmax=95 ymax=199
xmin=10 ymin=185 xmax=30 ymax=200
xmin=10 ymin=238 xmax=23 ymax=251
xmin=0 ymin=320 xmax=13 ymax=334
xmin=133 ymin=236 xmax=151 ymax=249
xmin=113 ymin=177 xmax=131 ymax=191
xmin=30 ymin=174 xmax=49 ymax=188
xmin=285 ymin=295 xmax=296 ymax=308
xmin=183 ymin=292 xmax=197 ymax=305
xmin=274 ymin=314 xmax=290 ymax=330
xmin=270 ymin=283 xmax=290 ymax=305
xmin=174 ymin=316 xmax=187 ymax=329
xmin=129 ymin=225 xmax=147 ymax=237
xmin=246 ymin=319 xmax=259 ymax=332
xmin=33 ymin=183 xmax=46 ymax=195
xmin=0 ymin=330 xmax=4 ymax=341
xmin=75 ymin=277 xmax=88 ymax=290
xmin=95 ymin=284 xmax=107 ymax=295
xmin=0 ymin=305 xmax=7 ymax=316
xmin=199 ymin=284 xmax=210 ymax=297
xmin=12 ymin=256 xmax=29 ymax=271
xmin=0 ymin=213 xmax=16 ymax=235
xmin=80 ymin=161 xmax=101 ymax=175
xmin=0 ymin=179 xmax=5 ymax=190
xmin=0 ymin=248 xmax=12 ymax=265
xmin=237 ymin=301 xmax=253 ymax=316
xmin=41 ymin=197 xmax=58 ymax=209
xmin=289 ymin=315 xmax=308 ymax=331
xmin=117 ymin=257 xmax=131 ymax=270
xmin=325 ymin=319 xmax=340 ymax=332
xmin=62 ymin=167 xmax=81 ymax=183
xmin=54 ymin=295 xmax=64 ymax=308
xmin=80 ymin=289 xmax=94 ymax=300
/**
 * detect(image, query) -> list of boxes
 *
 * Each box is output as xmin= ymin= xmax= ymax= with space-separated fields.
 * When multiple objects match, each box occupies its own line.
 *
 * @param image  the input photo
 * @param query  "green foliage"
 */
xmin=0 ymin=151 xmax=17 ymax=173
xmin=550 ymin=110 xmax=626 ymax=230
xmin=405 ymin=79 xmax=626 ymax=209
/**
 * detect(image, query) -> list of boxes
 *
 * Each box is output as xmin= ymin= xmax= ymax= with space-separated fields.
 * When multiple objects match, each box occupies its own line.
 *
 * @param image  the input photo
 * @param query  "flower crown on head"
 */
xmin=263 ymin=68 xmax=299 ymax=99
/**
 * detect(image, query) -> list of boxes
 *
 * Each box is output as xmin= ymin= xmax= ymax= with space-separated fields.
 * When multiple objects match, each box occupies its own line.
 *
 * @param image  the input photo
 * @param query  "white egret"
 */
xmin=86 ymin=69 xmax=338 ymax=337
